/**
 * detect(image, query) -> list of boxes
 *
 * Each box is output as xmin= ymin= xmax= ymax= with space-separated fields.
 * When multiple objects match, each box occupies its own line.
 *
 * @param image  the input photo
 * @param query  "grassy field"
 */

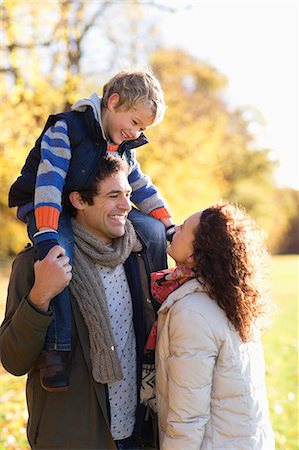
xmin=0 ymin=255 xmax=298 ymax=449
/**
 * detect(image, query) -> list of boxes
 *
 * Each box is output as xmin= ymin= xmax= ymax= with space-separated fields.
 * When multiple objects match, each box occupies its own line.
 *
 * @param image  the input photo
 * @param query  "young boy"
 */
xmin=9 ymin=70 xmax=175 ymax=392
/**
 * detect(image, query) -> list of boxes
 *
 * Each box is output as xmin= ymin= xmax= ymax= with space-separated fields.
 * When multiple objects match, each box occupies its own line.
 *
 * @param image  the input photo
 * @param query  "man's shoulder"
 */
xmin=19 ymin=242 xmax=35 ymax=255
xmin=13 ymin=243 xmax=36 ymax=269
xmin=6 ymin=244 xmax=36 ymax=292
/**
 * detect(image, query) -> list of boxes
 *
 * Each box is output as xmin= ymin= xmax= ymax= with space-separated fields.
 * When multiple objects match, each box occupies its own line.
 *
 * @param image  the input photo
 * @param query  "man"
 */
xmin=0 ymin=155 xmax=158 ymax=450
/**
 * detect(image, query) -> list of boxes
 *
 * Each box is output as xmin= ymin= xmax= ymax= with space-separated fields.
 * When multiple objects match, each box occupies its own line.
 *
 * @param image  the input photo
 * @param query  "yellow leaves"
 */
xmin=0 ymin=210 xmax=28 ymax=256
xmin=0 ymin=6 xmax=295 ymax=255
xmin=151 ymin=48 xmax=228 ymax=95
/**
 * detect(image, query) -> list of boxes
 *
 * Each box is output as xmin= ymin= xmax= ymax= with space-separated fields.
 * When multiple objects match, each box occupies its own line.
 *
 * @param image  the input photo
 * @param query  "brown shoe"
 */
xmin=37 ymin=350 xmax=70 ymax=392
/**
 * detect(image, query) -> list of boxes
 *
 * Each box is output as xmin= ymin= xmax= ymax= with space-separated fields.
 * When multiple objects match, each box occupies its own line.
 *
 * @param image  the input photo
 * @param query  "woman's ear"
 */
xmin=186 ymin=254 xmax=195 ymax=265
xmin=107 ymin=93 xmax=120 ymax=111
xmin=69 ymin=191 xmax=85 ymax=210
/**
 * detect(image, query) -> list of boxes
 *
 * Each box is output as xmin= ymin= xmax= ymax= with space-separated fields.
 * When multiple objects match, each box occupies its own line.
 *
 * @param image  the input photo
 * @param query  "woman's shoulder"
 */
xmin=161 ymin=280 xmax=225 ymax=333
xmin=170 ymin=280 xmax=224 ymax=315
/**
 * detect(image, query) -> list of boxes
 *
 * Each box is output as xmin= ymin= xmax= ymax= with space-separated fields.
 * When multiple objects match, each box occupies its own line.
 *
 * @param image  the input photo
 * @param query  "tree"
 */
xmin=0 ymin=3 xmax=296 ymax=255
xmin=0 ymin=0 xmax=166 ymax=255
xmin=141 ymin=49 xmax=278 ymax=230
xmin=271 ymin=188 xmax=299 ymax=254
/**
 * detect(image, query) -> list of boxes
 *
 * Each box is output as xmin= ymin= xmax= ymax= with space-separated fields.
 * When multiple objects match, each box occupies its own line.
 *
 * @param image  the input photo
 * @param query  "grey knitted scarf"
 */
xmin=70 ymin=218 xmax=142 ymax=384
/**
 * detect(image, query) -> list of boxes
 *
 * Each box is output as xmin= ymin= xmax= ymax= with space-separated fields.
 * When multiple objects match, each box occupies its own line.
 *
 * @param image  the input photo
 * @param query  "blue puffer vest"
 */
xmin=8 ymin=107 xmax=148 ymax=207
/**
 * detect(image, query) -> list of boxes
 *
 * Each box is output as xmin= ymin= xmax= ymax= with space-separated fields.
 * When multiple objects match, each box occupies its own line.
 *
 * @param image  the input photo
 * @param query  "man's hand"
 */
xmin=29 ymin=246 xmax=72 ymax=311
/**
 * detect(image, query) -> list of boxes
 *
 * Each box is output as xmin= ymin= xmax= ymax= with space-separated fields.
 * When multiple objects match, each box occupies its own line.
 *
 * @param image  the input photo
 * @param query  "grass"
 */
xmin=0 ymin=255 xmax=298 ymax=449
xmin=262 ymin=255 xmax=298 ymax=449
xmin=0 ymin=258 xmax=28 ymax=449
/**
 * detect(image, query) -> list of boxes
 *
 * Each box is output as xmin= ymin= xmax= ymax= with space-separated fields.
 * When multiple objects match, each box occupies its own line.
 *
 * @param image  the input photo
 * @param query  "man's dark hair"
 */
xmin=64 ymin=154 xmax=128 ymax=216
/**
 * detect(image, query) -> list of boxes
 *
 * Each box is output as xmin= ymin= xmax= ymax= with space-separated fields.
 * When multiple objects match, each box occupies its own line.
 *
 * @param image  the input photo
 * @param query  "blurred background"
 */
xmin=0 ymin=1 xmax=298 ymax=449
xmin=0 ymin=0 xmax=298 ymax=255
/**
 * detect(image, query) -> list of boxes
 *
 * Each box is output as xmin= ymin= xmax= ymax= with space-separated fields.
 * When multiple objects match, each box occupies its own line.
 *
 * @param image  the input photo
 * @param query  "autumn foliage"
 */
xmin=0 ymin=1 xmax=298 ymax=256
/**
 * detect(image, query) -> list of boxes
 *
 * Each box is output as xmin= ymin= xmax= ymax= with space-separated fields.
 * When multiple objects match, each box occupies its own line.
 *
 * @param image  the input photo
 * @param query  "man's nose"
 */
xmin=119 ymin=195 xmax=132 ymax=211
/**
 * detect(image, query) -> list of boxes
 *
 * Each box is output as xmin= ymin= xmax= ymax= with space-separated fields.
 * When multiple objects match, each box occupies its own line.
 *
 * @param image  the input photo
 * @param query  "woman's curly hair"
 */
xmin=192 ymin=200 xmax=271 ymax=342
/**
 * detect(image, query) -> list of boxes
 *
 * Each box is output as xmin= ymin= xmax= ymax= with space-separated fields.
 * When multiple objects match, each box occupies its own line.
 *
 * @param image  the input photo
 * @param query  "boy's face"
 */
xmin=102 ymin=93 xmax=154 ymax=145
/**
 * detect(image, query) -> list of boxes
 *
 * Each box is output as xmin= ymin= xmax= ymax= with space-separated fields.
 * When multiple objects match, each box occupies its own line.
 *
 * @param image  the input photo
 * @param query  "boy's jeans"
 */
xmin=24 ymin=207 xmax=167 ymax=351
xmin=128 ymin=208 xmax=168 ymax=273
xmin=26 ymin=210 xmax=73 ymax=351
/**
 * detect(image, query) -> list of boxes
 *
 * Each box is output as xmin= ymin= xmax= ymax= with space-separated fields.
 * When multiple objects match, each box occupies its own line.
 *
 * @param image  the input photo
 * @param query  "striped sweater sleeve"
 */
xmin=34 ymin=120 xmax=71 ymax=230
xmin=128 ymin=157 xmax=172 ymax=220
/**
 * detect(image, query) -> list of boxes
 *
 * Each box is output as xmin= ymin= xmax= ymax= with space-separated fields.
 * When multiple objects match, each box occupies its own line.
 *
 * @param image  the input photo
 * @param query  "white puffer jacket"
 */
xmin=156 ymin=279 xmax=274 ymax=450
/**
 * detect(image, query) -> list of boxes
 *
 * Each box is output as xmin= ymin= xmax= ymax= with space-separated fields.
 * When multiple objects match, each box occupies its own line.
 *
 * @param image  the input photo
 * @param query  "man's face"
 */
xmin=75 ymin=171 xmax=132 ymax=244
xmin=102 ymin=95 xmax=154 ymax=145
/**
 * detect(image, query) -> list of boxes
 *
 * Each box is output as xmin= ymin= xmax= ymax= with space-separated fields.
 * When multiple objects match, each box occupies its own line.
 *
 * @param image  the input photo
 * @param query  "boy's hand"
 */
xmin=33 ymin=230 xmax=59 ymax=260
xmin=159 ymin=218 xmax=176 ymax=242
xmin=166 ymin=224 xmax=176 ymax=242
xmin=29 ymin=246 xmax=72 ymax=312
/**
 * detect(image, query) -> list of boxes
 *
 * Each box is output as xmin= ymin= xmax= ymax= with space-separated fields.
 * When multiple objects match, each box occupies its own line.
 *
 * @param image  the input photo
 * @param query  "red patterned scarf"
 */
xmin=146 ymin=265 xmax=195 ymax=351
xmin=140 ymin=265 xmax=195 ymax=409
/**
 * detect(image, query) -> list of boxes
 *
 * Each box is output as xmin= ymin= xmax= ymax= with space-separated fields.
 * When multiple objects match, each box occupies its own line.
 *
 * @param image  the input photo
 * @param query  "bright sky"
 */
xmin=159 ymin=0 xmax=298 ymax=189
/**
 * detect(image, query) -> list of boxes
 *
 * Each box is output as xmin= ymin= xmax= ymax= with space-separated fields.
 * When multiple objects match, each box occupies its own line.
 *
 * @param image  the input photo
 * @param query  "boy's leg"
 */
xmin=28 ymin=211 xmax=73 ymax=353
xmin=45 ymin=213 xmax=73 ymax=352
xmin=128 ymin=208 xmax=168 ymax=273
xmin=27 ymin=212 xmax=73 ymax=391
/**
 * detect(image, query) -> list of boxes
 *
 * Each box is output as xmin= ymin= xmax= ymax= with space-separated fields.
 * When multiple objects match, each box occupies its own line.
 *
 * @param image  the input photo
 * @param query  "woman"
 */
xmin=153 ymin=201 xmax=274 ymax=449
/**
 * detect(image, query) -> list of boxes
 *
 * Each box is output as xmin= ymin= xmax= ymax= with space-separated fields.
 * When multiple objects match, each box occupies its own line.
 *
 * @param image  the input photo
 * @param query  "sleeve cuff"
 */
xmin=149 ymin=207 xmax=172 ymax=220
xmin=27 ymin=296 xmax=52 ymax=316
xmin=35 ymin=206 xmax=60 ymax=230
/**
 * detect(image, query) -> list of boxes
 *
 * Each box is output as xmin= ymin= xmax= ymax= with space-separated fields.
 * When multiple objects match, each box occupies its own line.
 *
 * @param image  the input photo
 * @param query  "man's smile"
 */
xmin=110 ymin=213 xmax=127 ymax=222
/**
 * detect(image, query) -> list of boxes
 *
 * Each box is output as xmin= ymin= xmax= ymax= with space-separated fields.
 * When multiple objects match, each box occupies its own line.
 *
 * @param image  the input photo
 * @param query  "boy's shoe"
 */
xmin=37 ymin=350 xmax=70 ymax=392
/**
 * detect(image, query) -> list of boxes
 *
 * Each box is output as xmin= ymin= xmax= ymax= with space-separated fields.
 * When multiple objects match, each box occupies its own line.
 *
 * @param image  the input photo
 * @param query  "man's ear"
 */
xmin=107 ymin=93 xmax=120 ymax=111
xmin=69 ymin=191 xmax=85 ymax=210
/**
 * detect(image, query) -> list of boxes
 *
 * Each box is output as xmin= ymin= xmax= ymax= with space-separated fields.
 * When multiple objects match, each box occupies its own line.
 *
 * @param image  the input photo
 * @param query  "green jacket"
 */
xmin=0 ymin=245 xmax=157 ymax=449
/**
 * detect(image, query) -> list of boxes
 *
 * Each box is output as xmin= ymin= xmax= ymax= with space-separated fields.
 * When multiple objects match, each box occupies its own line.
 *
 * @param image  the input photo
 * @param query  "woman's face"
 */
xmin=167 ymin=211 xmax=202 ymax=265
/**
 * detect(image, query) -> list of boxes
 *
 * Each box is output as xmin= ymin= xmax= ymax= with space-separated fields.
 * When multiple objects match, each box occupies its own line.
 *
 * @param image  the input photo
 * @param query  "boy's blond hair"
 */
xmin=102 ymin=70 xmax=166 ymax=126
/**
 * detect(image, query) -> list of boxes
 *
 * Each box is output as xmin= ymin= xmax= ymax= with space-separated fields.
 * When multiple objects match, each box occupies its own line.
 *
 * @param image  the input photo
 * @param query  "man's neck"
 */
xmin=74 ymin=218 xmax=113 ymax=245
